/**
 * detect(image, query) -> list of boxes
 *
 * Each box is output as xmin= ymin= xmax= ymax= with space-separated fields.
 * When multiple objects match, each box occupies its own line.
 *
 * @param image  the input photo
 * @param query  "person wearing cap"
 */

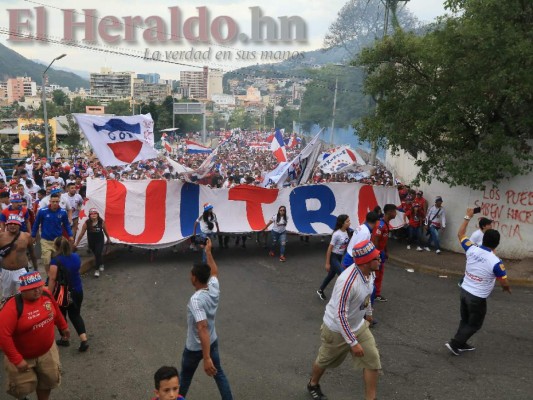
xmin=413 ymin=190 xmax=428 ymax=214
xmin=179 ymin=238 xmax=233 ymax=400
xmin=423 ymin=196 xmax=446 ymax=254
xmin=31 ymin=193 xmax=74 ymax=272
xmin=307 ymin=240 xmax=382 ymax=400
xmin=0 ymin=194 xmax=31 ymax=233
xmin=445 ymin=207 xmax=511 ymax=356
xmin=469 ymin=217 xmax=493 ymax=247
xmin=0 ymin=271 xmax=69 ymax=400
xmin=74 ymin=208 xmax=111 ymax=277
xmin=0 ymin=215 xmax=38 ymax=300
xmin=192 ymin=204 xmax=221 ymax=263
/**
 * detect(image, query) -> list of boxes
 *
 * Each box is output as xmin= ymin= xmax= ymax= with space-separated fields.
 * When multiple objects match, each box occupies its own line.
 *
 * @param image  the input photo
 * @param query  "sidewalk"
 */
xmin=387 ymin=239 xmax=533 ymax=287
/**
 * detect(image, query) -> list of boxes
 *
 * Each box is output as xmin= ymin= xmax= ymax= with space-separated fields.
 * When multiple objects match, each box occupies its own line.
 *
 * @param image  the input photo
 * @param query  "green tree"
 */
xmin=59 ymin=114 xmax=82 ymax=155
xmin=356 ymin=0 xmax=533 ymax=190
xmin=265 ymin=105 xmax=275 ymax=128
xmin=0 ymin=136 xmax=14 ymax=158
xmin=275 ymin=108 xmax=298 ymax=131
xmin=70 ymin=97 xmax=100 ymax=113
xmin=52 ymin=90 xmax=68 ymax=106
xmin=106 ymin=100 xmax=131 ymax=116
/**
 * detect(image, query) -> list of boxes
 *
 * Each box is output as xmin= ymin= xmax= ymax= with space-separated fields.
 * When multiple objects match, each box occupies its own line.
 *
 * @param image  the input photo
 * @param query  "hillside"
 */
xmin=0 ymin=43 xmax=89 ymax=90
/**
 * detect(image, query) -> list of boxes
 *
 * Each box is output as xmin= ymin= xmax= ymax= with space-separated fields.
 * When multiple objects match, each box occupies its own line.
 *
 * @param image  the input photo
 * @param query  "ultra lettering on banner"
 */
xmin=80 ymin=180 xmax=403 ymax=247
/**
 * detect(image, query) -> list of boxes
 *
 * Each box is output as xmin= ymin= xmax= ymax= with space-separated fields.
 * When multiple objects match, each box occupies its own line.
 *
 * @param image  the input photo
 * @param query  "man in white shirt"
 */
xmin=307 ymin=240 xmax=382 ymax=400
xmin=469 ymin=217 xmax=493 ymax=246
xmin=44 ymin=171 xmax=65 ymax=188
xmin=424 ymin=196 xmax=446 ymax=254
xmin=445 ymin=207 xmax=510 ymax=356
xmin=62 ymin=183 xmax=84 ymax=236
xmin=342 ymin=211 xmax=379 ymax=268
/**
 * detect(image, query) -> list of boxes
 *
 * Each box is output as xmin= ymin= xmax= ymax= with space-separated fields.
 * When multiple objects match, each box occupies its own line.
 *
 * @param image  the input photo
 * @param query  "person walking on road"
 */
xmin=0 ymin=215 xmax=38 ymax=301
xmin=31 ymin=193 xmax=73 ymax=273
xmin=192 ymin=204 xmax=220 ymax=263
xmin=179 ymin=238 xmax=233 ymax=400
xmin=48 ymin=237 xmax=89 ymax=352
xmin=261 ymin=205 xmax=289 ymax=262
xmin=74 ymin=208 xmax=111 ymax=277
xmin=445 ymin=207 xmax=511 ymax=356
xmin=316 ymin=214 xmax=351 ymax=301
xmin=307 ymin=240 xmax=382 ymax=400
xmin=0 ymin=271 xmax=70 ymax=400
xmin=371 ymin=204 xmax=397 ymax=302
xmin=342 ymin=212 xmax=379 ymax=268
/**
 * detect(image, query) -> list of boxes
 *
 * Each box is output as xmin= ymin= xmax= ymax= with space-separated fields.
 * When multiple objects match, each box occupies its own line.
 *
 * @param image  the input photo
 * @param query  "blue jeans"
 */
xmin=319 ymin=253 xmax=344 ymax=291
xmin=427 ymin=225 xmax=441 ymax=250
xmin=179 ymin=340 xmax=233 ymax=400
xmin=270 ymin=231 xmax=287 ymax=256
xmin=199 ymin=233 xmax=216 ymax=263
xmin=407 ymin=226 xmax=421 ymax=246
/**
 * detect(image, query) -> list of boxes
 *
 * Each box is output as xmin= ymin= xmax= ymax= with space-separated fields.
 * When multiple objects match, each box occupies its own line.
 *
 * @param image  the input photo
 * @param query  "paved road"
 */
xmin=23 ymin=238 xmax=533 ymax=399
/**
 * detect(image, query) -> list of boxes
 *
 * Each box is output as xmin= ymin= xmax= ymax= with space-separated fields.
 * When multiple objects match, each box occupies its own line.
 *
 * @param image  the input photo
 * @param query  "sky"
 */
xmin=0 ymin=0 xmax=448 ymax=79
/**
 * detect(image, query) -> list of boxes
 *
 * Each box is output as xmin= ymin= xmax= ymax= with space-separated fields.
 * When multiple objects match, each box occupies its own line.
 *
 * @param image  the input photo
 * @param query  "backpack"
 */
xmin=51 ymin=259 xmax=72 ymax=309
xmin=0 ymin=291 xmax=53 ymax=319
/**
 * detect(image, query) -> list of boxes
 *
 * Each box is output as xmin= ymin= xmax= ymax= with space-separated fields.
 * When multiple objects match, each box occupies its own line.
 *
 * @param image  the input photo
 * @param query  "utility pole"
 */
xmin=42 ymin=54 xmax=66 ymax=160
xmin=329 ymin=77 xmax=338 ymax=145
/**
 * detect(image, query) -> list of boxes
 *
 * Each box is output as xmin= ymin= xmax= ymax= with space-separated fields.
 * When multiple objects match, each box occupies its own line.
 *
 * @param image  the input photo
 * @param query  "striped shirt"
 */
xmin=186 ymin=277 xmax=219 ymax=351
xmin=323 ymin=265 xmax=374 ymax=346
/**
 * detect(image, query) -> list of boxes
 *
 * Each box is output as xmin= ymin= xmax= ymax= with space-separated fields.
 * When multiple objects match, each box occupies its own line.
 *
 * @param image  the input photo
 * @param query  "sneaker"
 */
xmin=269 ymin=251 xmax=275 ymax=257
xmin=457 ymin=343 xmax=476 ymax=352
xmin=436 ymin=249 xmax=441 ymax=254
xmin=445 ymin=342 xmax=460 ymax=356
xmin=99 ymin=265 xmax=105 ymax=271
xmin=375 ymin=295 xmax=388 ymax=302
xmin=316 ymin=290 xmax=327 ymax=301
xmin=406 ymin=245 xmax=411 ymax=250
xmin=279 ymin=255 xmax=286 ymax=262
xmin=424 ymin=247 xmax=431 ymax=252
xmin=307 ymin=382 xmax=328 ymax=400
xmin=79 ymin=341 xmax=89 ymax=352
xmin=94 ymin=270 xmax=100 ymax=278
xmin=416 ymin=246 xmax=423 ymax=251
xmin=56 ymin=338 xmax=70 ymax=347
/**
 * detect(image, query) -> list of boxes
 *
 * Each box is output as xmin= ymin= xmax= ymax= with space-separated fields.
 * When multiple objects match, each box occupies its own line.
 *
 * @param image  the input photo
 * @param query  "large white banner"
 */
xmin=81 ymin=180 xmax=403 ymax=248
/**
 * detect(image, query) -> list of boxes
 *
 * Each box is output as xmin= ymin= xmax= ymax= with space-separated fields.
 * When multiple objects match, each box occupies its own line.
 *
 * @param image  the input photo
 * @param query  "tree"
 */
xmin=0 ymin=136 xmax=14 ymax=158
xmin=324 ymin=0 xmax=420 ymax=57
xmin=275 ymin=108 xmax=298 ymax=131
xmin=52 ymin=90 xmax=68 ymax=106
xmin=265 ymin=105 xmax=275 ymax=128
xmin=356 ymin=0 xmax=533 ymax=189
xmin=59 ymin=114 xmax=82 ymax=155
xmin=70 ymin=97 xmax=100 ymax=113
xmin=106 ymin=100 xmax=131 ymax=116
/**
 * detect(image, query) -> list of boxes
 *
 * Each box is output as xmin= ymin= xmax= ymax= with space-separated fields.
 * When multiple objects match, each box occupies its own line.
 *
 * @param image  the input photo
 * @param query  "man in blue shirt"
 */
xmin=31 ymin=193 xmax=73 ymax=272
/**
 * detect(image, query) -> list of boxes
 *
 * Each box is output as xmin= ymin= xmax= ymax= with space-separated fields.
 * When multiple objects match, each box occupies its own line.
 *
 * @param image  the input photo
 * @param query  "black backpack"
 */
xmin=0 ymin=291 xmax=53 ymax=319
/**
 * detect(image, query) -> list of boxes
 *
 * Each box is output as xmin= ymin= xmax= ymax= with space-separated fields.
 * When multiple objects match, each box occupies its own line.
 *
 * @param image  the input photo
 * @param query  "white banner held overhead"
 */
xmin=74 ymin=114 xmax=158 ymax=167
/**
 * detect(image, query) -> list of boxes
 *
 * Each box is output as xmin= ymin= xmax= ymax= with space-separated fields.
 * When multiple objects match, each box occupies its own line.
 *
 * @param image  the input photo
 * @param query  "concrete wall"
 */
xmin=387 ymin=150 xmax=532 ymax=260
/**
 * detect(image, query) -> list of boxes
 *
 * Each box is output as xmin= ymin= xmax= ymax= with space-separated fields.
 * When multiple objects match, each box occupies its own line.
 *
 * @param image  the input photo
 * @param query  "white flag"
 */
xmin=74 ymin=114 xmax=158 ymax=167
xmin=318 ymin=146 xmax=366 ymax=174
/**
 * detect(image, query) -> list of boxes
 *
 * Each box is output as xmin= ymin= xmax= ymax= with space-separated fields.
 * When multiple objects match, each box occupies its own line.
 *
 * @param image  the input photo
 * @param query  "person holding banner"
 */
xmin=192 ymin=204 xmax=220 ymax=263
xmin=261 ymin=206 xmax=289 ymax=262
xmin=316 ymin=215 xmax=351 ymax=301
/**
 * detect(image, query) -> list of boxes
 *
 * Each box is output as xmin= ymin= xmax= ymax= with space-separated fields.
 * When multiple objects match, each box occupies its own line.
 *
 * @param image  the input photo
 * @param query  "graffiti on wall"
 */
xmin=474 ymin=189 xmax=533 ymax=241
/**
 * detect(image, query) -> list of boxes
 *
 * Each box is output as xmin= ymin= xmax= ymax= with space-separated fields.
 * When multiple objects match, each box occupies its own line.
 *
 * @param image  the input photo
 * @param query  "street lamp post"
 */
xmin=329 ymin=77 xmax=338 ymax=145
xmin=42 ymin=53 xmax=66 ymax=160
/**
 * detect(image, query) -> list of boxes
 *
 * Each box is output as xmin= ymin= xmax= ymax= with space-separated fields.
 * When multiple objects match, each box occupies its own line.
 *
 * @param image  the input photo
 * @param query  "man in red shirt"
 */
xmin=371 ymin=204 xmax=397 ymax=302
xmin=413 ymin=190 xmax=428 ymax=214
xmin=0 ymin=271 xmax=69 ymax=400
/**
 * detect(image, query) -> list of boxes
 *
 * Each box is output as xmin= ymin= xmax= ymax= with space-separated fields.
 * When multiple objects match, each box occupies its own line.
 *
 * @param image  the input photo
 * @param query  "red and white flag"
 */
xmin=74 ymin=114 xmax=157 ymax=167
xmin=270 ymin=129 xmax=287 ymax=162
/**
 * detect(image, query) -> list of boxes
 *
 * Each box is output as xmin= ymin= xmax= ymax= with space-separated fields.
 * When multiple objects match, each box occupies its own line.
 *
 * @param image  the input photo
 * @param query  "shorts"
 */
xmin=40 ymin=239 xmax=56 ymax=267
xmin=315 ymin=322 xmax=381 ymax=371
xmin=1 ymin=268 xmax=27 ymax=300
xmin=4 ymin=343 xmax=61 ymax=398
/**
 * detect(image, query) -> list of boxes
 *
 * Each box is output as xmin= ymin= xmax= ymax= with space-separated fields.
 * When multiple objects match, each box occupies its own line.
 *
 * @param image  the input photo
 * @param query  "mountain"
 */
xmin=32 ymin=60 xmax=91 ymax=80
xmin=0 ymin=43 xmax=89 ymax=90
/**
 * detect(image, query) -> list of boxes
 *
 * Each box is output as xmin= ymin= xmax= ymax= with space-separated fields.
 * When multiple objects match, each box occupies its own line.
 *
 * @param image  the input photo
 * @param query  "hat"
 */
xmin=89 ymin=208 xmax=99 ymax=214
xmin=9 ymin=179 xmax=18 ymax=186
xmin=417 ymin=190 xmax=423 ymax=195
xmin=203 ymin=203 xmax=213 ymax=212
xmin=19 ymin=271 xmax=45 ymax=291
xmin=50 ymin=188 xmax=62 ymax=195
xmin=10 ymin=193 xmax=22 ymax=203
xmin=435 ymin=196 xmax=443 ymax=202
xmin=6 ymin=215 xmax=23 ymax=225
xmin=352 ymin=240 xmax=381 ymax=265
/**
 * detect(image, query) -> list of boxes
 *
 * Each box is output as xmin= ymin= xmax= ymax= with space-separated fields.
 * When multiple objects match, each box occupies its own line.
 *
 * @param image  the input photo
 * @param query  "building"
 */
xmin=89 ymin=68 xmax=135 ymax=104
xmin=133 ymin=78 xmax=171 ymax=104
xmin=6 ymin=77 xmax=37 ymax=103
xmin=137 ymin=73 xmax=161 ymax=84
xmin=180 ymin=66 xmax=223 ymax=100
xmin=246 ymin=86 xmax=262 ymax=103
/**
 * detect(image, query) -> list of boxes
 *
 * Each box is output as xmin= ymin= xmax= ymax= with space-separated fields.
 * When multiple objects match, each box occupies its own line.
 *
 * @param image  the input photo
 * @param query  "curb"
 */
xmin=388 ymin=255 xmax=533 ymax=288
